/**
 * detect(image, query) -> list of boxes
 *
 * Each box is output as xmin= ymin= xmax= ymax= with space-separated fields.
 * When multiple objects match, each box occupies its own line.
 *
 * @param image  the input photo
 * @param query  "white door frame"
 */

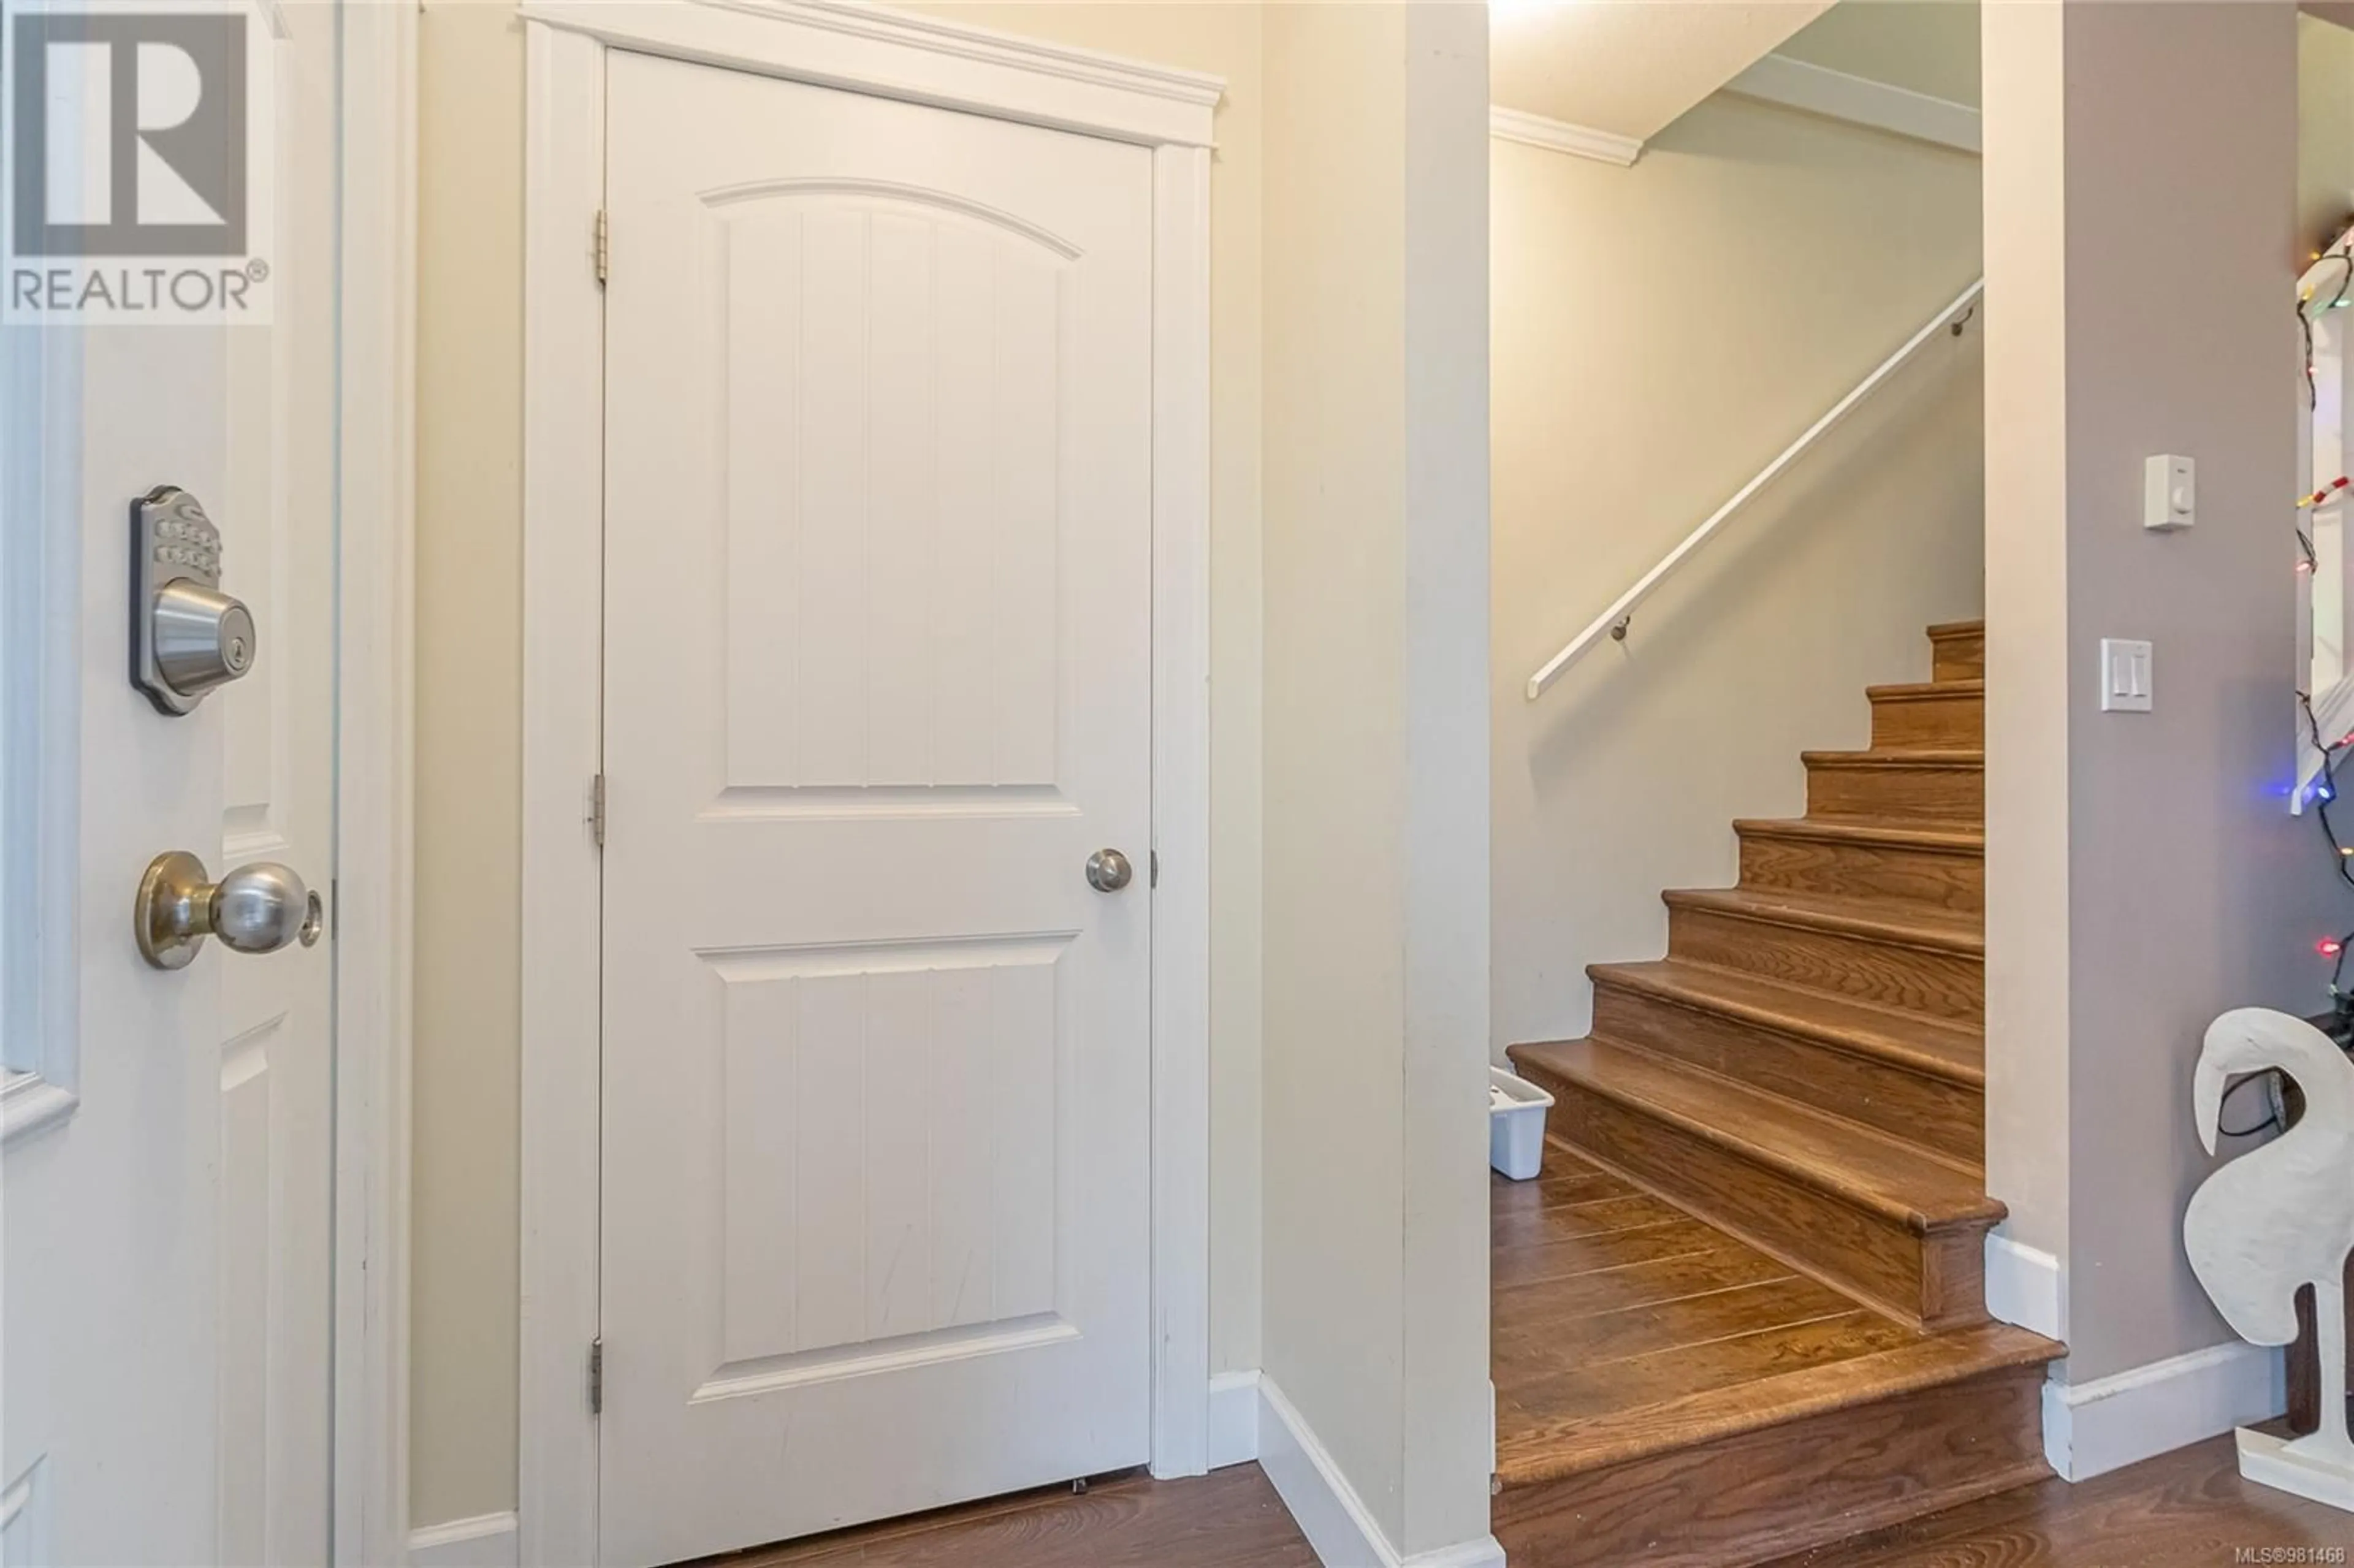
xmin=512 ymin=4 xmax=1218 ymax=1562
xmin=333 ymin=4 xmax=419 ymax=1563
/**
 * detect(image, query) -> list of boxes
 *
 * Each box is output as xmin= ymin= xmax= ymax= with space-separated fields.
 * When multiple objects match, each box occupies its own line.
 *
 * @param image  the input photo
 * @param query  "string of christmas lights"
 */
xmin=2298 ymin=235 xmax=2354 ymax=988
xmin=2273 ymin=242 xmax=2354 ymax=1135
xmin=2286 ymin=693 xmax=2354 ymax=1132
xmin=2303 ymin=242 xmax=2354 ymax=413
xmin=2295 ymin=251 xmax=2353 ymax=609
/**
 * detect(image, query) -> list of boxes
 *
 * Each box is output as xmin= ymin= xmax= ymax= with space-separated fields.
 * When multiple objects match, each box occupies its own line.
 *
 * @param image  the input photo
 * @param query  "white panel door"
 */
xmin=600 ymin=53 xmax=1155 ymax=1566
xmin=1 ymin=305 xmax=235 ymax=1568
xmin=0 ymin=14 xmax=335 ymax=1566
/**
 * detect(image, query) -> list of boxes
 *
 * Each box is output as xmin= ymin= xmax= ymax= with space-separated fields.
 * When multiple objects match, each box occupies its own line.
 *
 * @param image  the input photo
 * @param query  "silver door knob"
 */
xmin=1085 ymin=848 xmax=1134 ymax=893
xmin=135 ymin=851 xmax=324 ymax=970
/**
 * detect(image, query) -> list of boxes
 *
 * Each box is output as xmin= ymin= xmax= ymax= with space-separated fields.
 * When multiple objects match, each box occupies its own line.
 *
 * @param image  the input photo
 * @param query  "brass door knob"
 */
xmin=135 ymin=851 xmax=323 ymax=970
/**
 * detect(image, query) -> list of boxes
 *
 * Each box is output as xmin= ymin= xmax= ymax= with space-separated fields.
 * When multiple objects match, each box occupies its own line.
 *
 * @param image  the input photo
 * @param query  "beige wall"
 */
xmin=1984 ymin=0 xmax=2344 ymax=1384
xmin=413 ymin=0 xmax=525 ymax=1524
xmin=1491 ymin=93 xmax=1986 ymax=1058
xmin=1260 ymin=3 xmax=1492 ymax=1554
xmin=2303 ymin=12 xmax=2354 ymax=253
xmin=411 ymin=0 xmax=1265 ymax=1528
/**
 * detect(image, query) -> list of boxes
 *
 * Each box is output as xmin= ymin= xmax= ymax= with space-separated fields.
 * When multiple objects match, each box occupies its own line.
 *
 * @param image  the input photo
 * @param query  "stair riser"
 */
xmin=1668 ymin=905 xmax=1983 ymax=1024
xmin=1526 ymin=1067 xmax=1990 ymax=1329
xmin=1737 ymin=830 xmax=1983 ymax=916
xmin=1869 ymin=690 xmax=1983 ymax=750
xmin=1807 ymin=761 xmax=1983 ymax=823
xmin=1930 ymin=627 xmax=1984 ymax=682
xmin=1590 ymin=983 xmax=1984 ymax=1167
xmin=1493 ymin=1364 xmax=2047 ymax=1568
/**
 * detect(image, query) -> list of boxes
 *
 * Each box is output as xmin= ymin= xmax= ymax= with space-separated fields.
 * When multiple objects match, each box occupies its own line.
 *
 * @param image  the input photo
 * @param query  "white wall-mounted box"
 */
xmin=2144 ymin=454 xmax=2195 ymax=530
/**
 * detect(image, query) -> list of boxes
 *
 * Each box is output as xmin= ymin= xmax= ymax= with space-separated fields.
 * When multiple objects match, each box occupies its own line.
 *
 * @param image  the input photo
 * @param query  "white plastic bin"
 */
xmin=1489 ymin=1065 xmax=1555 ymax=1181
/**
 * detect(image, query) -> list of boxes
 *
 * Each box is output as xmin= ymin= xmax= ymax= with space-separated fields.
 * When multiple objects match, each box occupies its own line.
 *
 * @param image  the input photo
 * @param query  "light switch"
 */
xmin=2100 ymin=637 xmax=2153 ymax=712
xmin=2144 ymin=454 xmax=2194 ymax=530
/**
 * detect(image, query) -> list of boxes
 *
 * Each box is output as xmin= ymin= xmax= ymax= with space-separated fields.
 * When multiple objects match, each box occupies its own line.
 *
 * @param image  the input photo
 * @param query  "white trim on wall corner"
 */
xmin=408 ymin=1512 xmax=519 ymax=1568
xmin=1148 ymin=137 xmax=1217 ymax=1482
xmin=335 ymin=3 xmax=418 ymax=1564
xmin=1255 ymin=1378 xmax=1505 ymax=1568
xmin=1724 ymin=53 xmax=1981 ymax=156
xmin=516 ymin=24 xmax=608 ymax=1567
xmin=1206 ymin=1371 xmax=1260 ymax=1471
xmin=1984 ymin=1230 xmax=2063 ymax=1341
xmin=1487 ymin=105 xmax=1641 ymax=167
xmin=2042 ymin=1341 xmax=2285 ymax=1482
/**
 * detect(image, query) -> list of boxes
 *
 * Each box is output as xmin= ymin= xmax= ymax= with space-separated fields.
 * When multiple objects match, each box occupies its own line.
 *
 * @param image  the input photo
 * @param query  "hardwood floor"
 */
xmin=1501 ymin=621 xmax=2063 ymax=1565
xmin=672 ymin=1439 xmax=2350 ymax=1567
xmin=684 ymin=1466 xmax=1317 ymax=1568
xmin=1488 ymin=1151 xmax=2052 ymax=1567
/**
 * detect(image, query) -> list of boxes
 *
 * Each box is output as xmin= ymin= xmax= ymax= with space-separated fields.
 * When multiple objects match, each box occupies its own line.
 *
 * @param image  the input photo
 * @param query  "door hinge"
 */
xmin=590 ymin=772 xmax=608 ymax=848
xmin=329 ymin=877 xmax=340 ymax=940
xmin=593 ymin=208 xmax=609 ymax=286
xmin=1150 ymin=849 xmax=1159 ymax=888
xmin=588 ymin=1336 xmax=603 ymax=1415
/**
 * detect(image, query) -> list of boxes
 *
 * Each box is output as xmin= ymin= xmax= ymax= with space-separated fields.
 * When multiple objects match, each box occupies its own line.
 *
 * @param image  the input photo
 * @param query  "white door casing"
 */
xmin=217 ymin=7 xmax=338 ymax=1561
xmin=1 ymin=9 xmax=341 ymax=1564
xmin=598 ymin=52 xmax=1153 ymax=1564
xmin=516 ymin=7 xmax=1217 ymax=1564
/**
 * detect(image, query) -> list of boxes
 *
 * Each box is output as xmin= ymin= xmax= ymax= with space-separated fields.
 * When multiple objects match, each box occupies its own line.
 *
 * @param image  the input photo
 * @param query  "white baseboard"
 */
xmin=2043 ymin=1341 xmax=2285 ymax=1481
xmin=1404 ymin=1533 xmax=1507 ymax=1567
xmin=1207 ymin=1369 xmax=1261 ymax=1470
xmin=1255 ymin=1376 xmax=1504 ymax=1568
xmin=408 ymin=1512 xmax=519 ymax=1568
xmin=1984 ymin=1231 xmax=2063 ymax=1340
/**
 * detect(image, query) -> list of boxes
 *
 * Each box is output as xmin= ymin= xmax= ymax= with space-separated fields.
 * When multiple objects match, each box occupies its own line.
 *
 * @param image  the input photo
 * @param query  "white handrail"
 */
xmin=1524 ymin=277 xmax=1986 ymax=701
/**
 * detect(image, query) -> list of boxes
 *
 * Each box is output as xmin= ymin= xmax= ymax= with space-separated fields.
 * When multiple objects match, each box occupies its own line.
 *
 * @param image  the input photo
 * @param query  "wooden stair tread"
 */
xmin=1495 ymin=1271 xmax=1862 ymax=1376
xmin=1802 ymin=748 xmax=1984 ymax=768
xmin=1587 ymin=959 xmax=1983 ymax=1087
xmin=1865 ymin=678 xmax=1984 ymax=703
xmin=1493 ymin=1238 xmax=1800 ymax=1325
xmin=1490 ymin=617 xmax=2032 ymax=1566
xmin=1733 ymin=815 xmax=1983 ymax=854
xmin=1495 ymin=1318 xmax=2059 ymax=1486
xmin=1508 ymin=1038 xmax=2000 ymax=1231
xmin=1661 ymin=886 xmax=1983 ymax=956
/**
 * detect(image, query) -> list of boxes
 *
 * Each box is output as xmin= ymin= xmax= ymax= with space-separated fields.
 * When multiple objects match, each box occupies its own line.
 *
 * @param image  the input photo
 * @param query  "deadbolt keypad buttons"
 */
xmin=131 ymin=485 xmax=256 ymax=715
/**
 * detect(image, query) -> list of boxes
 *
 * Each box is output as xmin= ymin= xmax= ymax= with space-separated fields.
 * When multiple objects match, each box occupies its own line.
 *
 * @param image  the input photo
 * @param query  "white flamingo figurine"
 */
xmin=2185 ymin=1007 xmax=2354 ymax=1507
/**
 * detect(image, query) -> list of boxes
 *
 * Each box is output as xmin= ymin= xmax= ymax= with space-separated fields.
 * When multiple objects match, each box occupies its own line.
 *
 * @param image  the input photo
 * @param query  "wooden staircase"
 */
xmin=1496 ymin=621 xmax=2063 ymax=1567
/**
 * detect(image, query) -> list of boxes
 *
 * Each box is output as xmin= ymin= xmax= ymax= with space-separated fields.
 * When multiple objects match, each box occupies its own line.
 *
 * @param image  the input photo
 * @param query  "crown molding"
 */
xmin=1488 ymin=105 xmax=1642 ymax=168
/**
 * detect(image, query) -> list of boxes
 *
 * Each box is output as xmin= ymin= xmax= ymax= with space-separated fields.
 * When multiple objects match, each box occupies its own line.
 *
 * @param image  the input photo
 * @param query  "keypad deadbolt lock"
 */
xmin=131 ymin=485 xmax=254 ymax=715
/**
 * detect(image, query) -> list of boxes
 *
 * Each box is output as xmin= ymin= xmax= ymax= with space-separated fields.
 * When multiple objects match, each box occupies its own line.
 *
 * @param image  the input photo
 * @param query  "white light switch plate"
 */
xmin=2100 ymin=637 xmax=2153 ymax=712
